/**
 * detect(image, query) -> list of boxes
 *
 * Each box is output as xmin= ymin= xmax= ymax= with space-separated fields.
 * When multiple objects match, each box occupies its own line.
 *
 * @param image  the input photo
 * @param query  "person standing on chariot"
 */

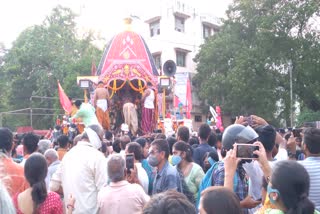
xmin=121 ymin=83 xmax=139 ymax=136
xmin=141 ymin=82 xmax=155 ymax=134
xmin=94 ymin=81 xmax=110 ymax=130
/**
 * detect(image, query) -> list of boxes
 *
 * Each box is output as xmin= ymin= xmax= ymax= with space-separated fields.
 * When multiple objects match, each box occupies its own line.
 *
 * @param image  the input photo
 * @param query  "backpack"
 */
xmin=196 ymin=161 xmax=239 ymax=208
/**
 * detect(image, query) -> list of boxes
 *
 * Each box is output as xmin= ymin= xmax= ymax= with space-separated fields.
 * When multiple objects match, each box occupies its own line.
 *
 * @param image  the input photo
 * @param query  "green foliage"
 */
xmin=296 ymin=109 xmax=320 ymax=127
xmin=194 ymin=0 xmax=320 ymax=125
xmin=0 ymin=5 xmax=102 ymax=129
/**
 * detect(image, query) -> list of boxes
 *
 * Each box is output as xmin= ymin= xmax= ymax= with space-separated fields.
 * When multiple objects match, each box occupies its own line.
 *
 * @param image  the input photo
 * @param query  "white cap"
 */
xmin=121 ymin=123 xmax=129 ymax=132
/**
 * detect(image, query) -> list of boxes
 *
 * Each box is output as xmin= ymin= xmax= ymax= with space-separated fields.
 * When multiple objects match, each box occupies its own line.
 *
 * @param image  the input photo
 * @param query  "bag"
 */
xmin=196 ymin=161 xmax=241 ymax=208
xmin=177 ymin=169 xmax=196 ymax=205
xmin=196 ymin=161 xmax=219 ymax=207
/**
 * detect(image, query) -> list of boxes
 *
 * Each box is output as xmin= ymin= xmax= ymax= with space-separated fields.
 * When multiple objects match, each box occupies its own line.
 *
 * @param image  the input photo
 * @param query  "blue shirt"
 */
xmin=212 ymin=161 xmax=248 ymax=213
xmin=152 ymin=161 xmax=181 ymax=195
xmin=192 ymin=143 xmax=215 ymax=169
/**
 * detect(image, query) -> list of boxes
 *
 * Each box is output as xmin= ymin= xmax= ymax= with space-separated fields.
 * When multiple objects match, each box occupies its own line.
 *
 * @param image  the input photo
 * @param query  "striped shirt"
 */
xmin=299 ymin=157 xmax=320 ymax=211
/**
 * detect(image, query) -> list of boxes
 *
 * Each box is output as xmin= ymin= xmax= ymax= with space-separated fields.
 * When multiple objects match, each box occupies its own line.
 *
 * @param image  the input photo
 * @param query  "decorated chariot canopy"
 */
xmin=96 ymin=25 xmax=159 ymax=95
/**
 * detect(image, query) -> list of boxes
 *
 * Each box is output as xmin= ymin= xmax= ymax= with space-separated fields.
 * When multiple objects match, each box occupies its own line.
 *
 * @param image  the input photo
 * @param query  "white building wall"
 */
xmin=140 ymin=0 xmax=222 ymax=130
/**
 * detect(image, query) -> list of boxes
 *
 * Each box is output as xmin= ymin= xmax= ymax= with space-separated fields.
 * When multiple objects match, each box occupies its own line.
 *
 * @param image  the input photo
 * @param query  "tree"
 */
xmin=194 ymin=0 xmax=320 ymax=125
xmin=1 ymin=6 xmax=102 ymax=129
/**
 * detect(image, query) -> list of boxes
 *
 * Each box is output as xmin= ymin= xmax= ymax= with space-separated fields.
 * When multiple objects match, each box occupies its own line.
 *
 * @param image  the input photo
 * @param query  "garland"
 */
xmin=108 ymin=80 xmax=126 ymax=99
xmin=128 ymin=79 xmax=146 ymax=93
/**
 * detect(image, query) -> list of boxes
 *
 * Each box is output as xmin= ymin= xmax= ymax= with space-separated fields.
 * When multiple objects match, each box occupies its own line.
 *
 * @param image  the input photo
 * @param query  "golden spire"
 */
xmin=124 ymin=17 xmax=133 ymax=31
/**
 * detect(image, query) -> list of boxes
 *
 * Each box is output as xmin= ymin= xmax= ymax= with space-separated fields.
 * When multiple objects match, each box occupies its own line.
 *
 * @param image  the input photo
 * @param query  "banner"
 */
xmin=174 ymin=73 xmax=188 ymax=107
xmin=186 ymin=75 xmax=192 ymax=119
xmin=216 ymin=106 xmax=224 ymax=131
xmin=174 ymin=72 xmax=192 ymax=119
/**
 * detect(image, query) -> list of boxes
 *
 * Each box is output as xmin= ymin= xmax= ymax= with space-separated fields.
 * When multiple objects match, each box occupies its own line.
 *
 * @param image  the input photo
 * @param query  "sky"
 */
xmin=0 ymin=0 xmax=233 ymax=48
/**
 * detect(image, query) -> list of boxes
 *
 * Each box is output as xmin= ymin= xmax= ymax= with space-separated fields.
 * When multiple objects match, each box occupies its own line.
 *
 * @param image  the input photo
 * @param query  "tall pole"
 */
xmin=289 ymin=60 xmax=293 ymax=127
xmin=30 ymin=96 xmax=33 ymax=128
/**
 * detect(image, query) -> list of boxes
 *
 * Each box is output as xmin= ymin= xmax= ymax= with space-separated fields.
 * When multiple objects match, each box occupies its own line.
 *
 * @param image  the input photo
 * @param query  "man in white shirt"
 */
xmin=50 ymin=124 xmax=108 ymax=214
xmin=44 ymin=149 xmax=60 ymax=190
xmin=98 ymin=154 xmax=149 ymax=214
xmin=125 ymin=142 xmax=149 ymax=194
xmin=299 ymin=127 xmax=320 ymax=211
xmin=141 ymin=82 xmax=155 ymax=134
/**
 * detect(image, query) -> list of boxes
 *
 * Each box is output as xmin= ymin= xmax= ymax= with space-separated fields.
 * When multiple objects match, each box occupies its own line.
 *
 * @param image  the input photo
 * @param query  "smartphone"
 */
xmin=125 ymin=154 xmax=134 ymax=174
xmin=236 ymin=144 xmax=259 ymax=159
xmin=293 ymin=128 xmax=302 ymax=138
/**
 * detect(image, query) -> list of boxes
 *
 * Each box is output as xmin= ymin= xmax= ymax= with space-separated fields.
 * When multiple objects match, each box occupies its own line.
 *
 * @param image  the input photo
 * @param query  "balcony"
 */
xmin=172 ymin=0 xmax=194 ymax=19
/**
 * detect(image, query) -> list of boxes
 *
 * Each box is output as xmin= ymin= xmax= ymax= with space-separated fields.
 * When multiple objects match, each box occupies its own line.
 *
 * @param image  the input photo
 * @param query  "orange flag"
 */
xmin=57 ymin=81 xmax=72 ymax=113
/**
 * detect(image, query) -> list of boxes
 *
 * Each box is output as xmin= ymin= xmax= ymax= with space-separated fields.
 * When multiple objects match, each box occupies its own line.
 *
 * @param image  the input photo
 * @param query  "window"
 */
xmin=152 ymin=53 xmax=161 ymax=69
xmin=176 ymin=51 xmax=186 ymax=67
xmin=203 ymin=24 xmax=212 ymax=39
xmin=149 ymin=20 xmax=160 ymax=37
xmin=175 ymin=16 xmax=185 ymax=32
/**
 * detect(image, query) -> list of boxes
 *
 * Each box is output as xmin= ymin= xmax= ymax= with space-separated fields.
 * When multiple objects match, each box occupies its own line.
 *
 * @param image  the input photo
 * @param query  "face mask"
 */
xmin=147 ymin=155 xmax=159 ymax=167
xmin=267 ymin=185 xmax=280 ymax=204
xmin=171 ymin=155 xmax=182 ymax=166
xmin=208 ymin=157 xmax=215 ymax=166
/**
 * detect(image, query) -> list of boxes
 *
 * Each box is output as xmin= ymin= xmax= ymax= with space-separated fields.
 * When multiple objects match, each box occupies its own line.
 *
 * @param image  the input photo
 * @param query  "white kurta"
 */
xmin=50 ymin=141 xmax=108 ymax=214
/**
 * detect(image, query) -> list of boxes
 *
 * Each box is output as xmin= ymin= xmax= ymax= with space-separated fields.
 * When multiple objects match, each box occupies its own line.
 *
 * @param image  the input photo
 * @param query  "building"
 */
xmin=143 ymin=0 xmax=222 ymax=130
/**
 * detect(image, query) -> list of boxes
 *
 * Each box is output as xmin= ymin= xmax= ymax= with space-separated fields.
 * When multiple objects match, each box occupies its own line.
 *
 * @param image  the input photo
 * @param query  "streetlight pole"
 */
xmin=289 ymin=60 xmax=293 ymax=127
xmin=30 ymin=97 xmax=33 ymax=128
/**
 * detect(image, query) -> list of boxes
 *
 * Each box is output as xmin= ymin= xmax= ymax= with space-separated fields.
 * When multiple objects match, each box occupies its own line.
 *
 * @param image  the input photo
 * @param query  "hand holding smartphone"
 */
xmin=236 ymin=144 xmax=259 ymax=159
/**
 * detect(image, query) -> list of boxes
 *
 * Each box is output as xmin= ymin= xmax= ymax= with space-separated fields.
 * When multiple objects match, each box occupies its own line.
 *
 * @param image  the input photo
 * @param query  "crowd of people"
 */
xmin=1 ymin=114 xmax=320 ymax=214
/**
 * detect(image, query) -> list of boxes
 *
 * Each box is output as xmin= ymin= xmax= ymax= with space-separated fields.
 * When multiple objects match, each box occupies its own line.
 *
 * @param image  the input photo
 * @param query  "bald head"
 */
xmin=108 ymin=154 xmax=125 ymax=182
xmin=120 ymin=135 xmax=131 ymax=150
xmin=89 ymin=124 xmax=104 ymax=137
xmin=73 ymin=134 xmax=82 ymax=146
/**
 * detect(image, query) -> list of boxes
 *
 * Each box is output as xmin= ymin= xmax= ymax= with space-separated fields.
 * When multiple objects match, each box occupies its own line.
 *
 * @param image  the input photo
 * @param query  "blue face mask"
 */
xmin=267 ymin=185 xmax=280 ymax=204
xmin=208 ymin=157 xmax=215 ymax=166
xmin=171 ymin=155 xmax=182 ymax=166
